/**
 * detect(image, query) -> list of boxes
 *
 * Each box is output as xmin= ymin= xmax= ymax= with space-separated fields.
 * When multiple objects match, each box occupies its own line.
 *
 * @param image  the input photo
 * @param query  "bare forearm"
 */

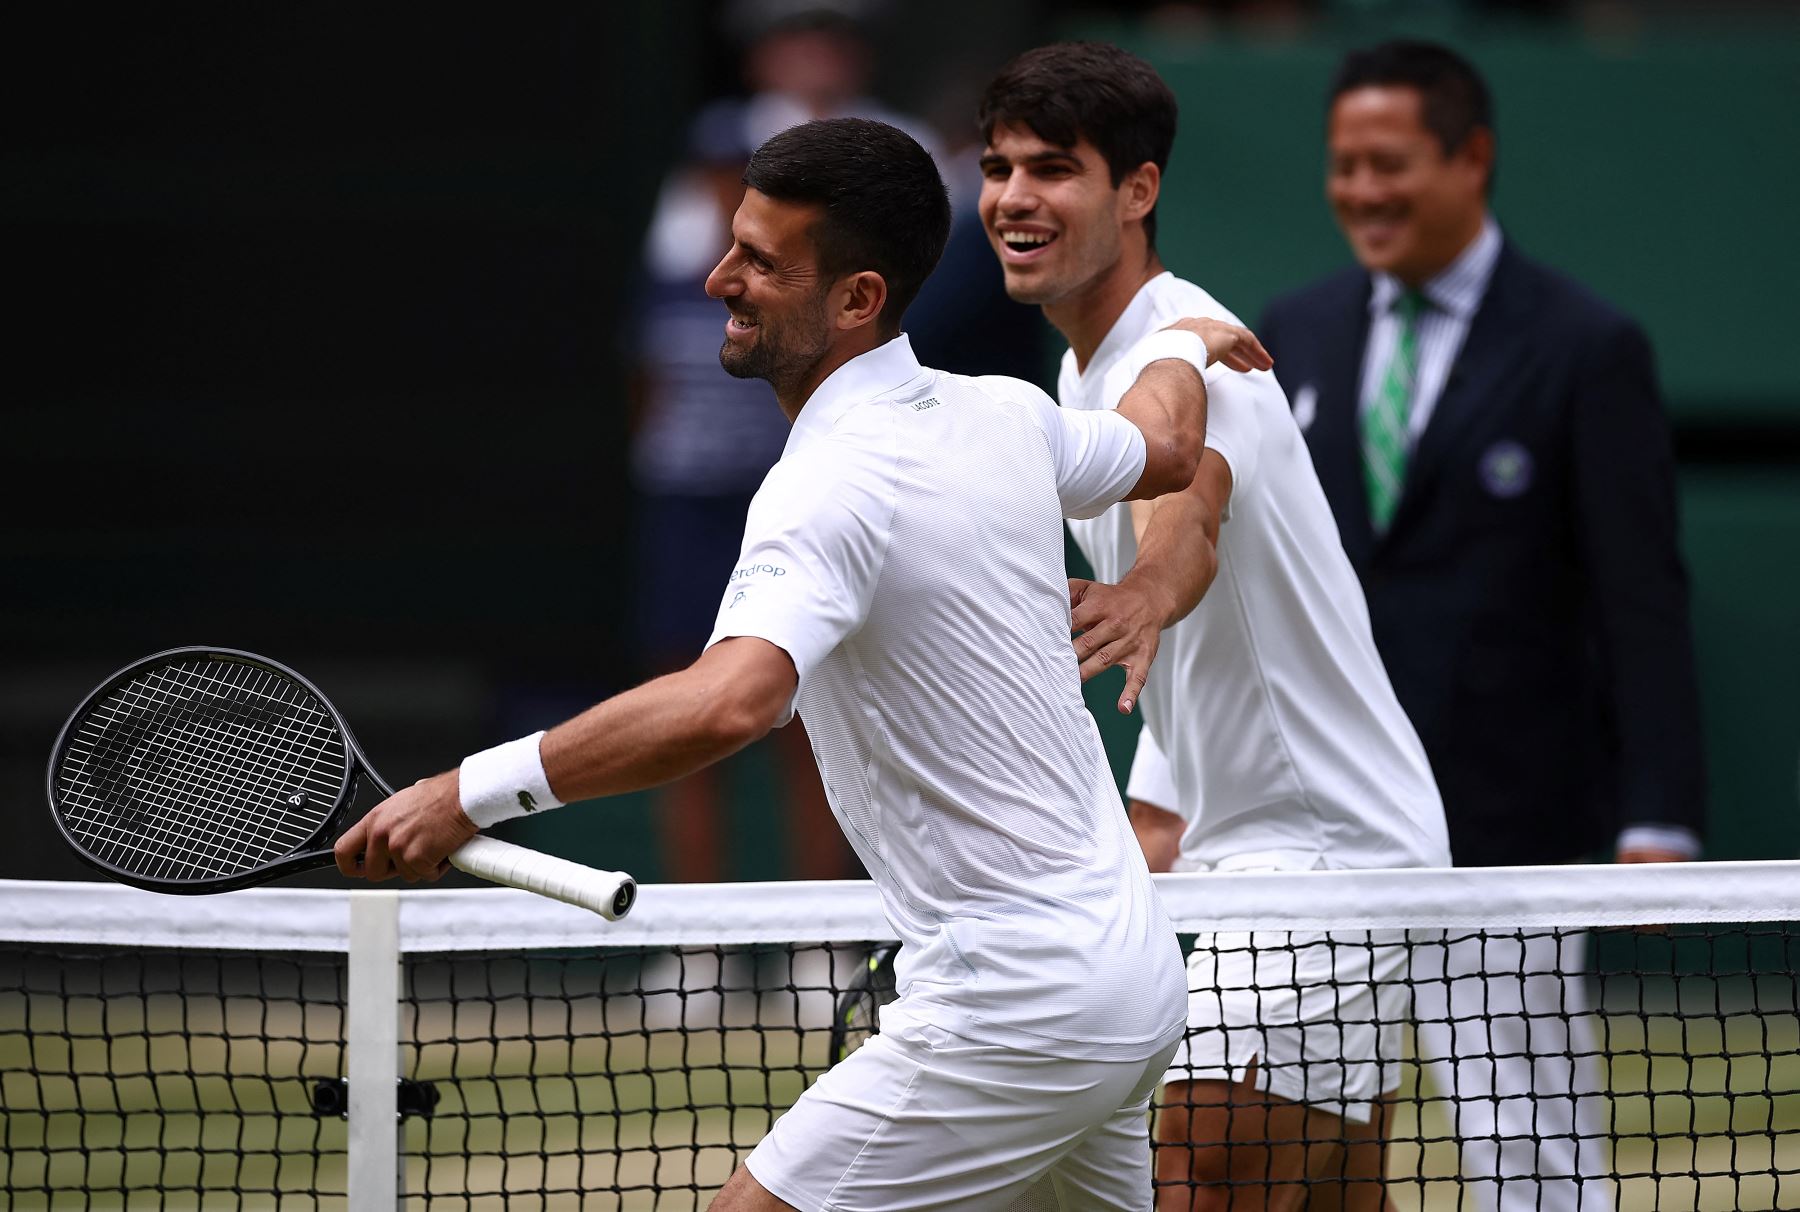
xmin=1124 ymin=448 xmax=1229 ymax=626
xmin=1069 ymin=452 xmax=1230 ymax=712
xmin=1117 ymin=361 xmax=1207 ymax=499
xmin=1125 ymin=489 xmax=1218 ymax=627
xmin=540 ymin=645 xmax=792 ymax=802
xmin=332 ymin=641 xmax=794 ymax=882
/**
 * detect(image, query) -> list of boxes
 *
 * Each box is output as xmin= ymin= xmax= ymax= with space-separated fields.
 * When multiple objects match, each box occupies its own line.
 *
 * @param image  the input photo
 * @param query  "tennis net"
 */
xmin=3 ymin=862 xmax=1797 ymax=1210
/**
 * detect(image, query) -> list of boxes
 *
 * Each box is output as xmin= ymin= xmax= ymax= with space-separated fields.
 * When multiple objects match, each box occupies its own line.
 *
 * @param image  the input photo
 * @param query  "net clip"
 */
xmin=310 ymin=1078 xmax=441 ymax=1120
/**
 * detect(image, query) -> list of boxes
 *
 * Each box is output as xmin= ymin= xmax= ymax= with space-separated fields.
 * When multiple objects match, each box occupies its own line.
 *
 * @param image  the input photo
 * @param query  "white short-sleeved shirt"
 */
xmin=709 ymin=334 xmax=1187 ymax=1061
xmin=1060 ymin=274 xmax=1451 ymax=873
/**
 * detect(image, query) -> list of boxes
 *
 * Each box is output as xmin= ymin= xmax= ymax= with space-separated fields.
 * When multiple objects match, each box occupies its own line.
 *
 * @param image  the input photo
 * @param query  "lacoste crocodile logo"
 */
xmin=517 ymin=790 xmax=539 ymax=813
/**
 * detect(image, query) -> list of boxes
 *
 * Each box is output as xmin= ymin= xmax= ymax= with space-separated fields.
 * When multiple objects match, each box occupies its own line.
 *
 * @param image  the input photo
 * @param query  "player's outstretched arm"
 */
xmin=335 ymin=637 xmax=797 ymax=883
xmin=1115 ymin=318 xmax=1270 ymax=501
xmin=1114 ymin=355 xmax=1205 ymax=501
xmin=1071 ymin=450 xmax=1232 ymax=713
xmin=541 ymin=637 xmax=796 ymax=797
xmin=1073 ymin=316 xmax=1264 ymax=713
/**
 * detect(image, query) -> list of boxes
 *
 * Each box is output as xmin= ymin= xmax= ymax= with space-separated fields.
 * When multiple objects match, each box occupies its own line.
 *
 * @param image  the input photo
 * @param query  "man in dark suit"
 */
xmin=1260 ymin=40 xmax=1705 ymax=1212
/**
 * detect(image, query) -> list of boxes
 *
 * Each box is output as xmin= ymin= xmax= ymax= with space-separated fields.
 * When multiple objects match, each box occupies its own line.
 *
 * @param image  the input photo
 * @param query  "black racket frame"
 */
xmin=47 ymin=645 xmax=396 ymax=895
xmin=828 ymin=941 xmax=901 ymax=1066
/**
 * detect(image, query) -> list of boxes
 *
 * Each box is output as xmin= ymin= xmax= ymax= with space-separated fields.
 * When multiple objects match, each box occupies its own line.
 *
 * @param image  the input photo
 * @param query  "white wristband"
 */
xmin=1118 ymin=328 xmax=1210 ymax=385
xmin=458 ymin=731 xmax=564 ymax=829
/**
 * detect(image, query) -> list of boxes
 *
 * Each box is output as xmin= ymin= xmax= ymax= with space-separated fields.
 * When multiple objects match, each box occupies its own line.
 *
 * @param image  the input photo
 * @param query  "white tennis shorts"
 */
xmin=1164 ymin=925 xmax=1412 ymax=1123
xmin=747 ymin=1011 xmax=1180 ymax=1211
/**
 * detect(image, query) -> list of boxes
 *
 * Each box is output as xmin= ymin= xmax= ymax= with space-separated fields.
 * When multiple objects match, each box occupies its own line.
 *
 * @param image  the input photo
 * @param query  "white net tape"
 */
xmin=5 ymin=860 xmax=1800 ymax=952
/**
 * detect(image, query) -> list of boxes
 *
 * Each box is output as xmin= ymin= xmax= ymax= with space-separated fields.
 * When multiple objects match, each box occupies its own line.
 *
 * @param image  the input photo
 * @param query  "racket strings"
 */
xmin=56 ymin=658 xmax=347 ymax=880
xmin=116 ymin=662 xmax=344 ymax=873
xmin=109 ymin=667 xmax=314 ymax=872
xmin=127 ymin=665 xmax=331 ymax=856
xmin=67 ymin=665 xmax=337 ymax=879
xmin=62 ymin=665 xmax=306 ymax=877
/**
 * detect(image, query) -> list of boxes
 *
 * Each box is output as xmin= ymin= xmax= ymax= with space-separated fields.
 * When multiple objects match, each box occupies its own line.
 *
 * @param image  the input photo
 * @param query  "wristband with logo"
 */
xmin=458 ymin=731 xmax=564 ymax=829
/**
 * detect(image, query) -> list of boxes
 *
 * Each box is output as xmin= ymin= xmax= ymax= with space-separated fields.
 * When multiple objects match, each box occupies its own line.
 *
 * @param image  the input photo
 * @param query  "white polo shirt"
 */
xmin=1060 ymin=273 xmax=1451 ymax=874
xmin=709 ymin=334 xmax=1187 ymax=1062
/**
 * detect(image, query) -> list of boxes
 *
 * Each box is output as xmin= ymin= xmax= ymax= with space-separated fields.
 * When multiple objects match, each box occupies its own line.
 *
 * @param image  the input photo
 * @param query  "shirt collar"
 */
xmin=1368 ymin=215 xmax=1501 ymax=321
xmin=788 ymin=333 xmax=932 ymax=451
xmin=1080 ymin=272 xmax=1175 ymax=381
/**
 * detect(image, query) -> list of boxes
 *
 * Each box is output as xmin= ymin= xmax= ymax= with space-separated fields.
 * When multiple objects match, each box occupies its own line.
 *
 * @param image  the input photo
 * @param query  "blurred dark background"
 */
xmin=5 ymin=0 xmax=1798 ymax=886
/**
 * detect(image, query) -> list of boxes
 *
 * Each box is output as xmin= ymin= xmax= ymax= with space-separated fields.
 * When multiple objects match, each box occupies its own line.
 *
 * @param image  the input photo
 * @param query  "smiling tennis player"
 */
xmin=336 ymin=117 xmax=1272 ymax=1210
xmin=976 ymin=43 xmax=1452 ymax=1210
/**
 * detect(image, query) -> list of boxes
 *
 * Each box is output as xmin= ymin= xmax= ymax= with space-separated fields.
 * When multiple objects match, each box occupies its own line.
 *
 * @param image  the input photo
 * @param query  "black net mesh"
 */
xmin=1148 ymin=924 xmax=1800 ymax=1212
xmin=3 ymin=921 xmax=1797 ymax=1209
xmin=1 ymin=945 xmax=348 ymax=1208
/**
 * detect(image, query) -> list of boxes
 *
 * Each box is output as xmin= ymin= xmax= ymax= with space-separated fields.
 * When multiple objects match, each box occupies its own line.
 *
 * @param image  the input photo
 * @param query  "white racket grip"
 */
xmin=448 ymin=836 xmax=638 ymax=921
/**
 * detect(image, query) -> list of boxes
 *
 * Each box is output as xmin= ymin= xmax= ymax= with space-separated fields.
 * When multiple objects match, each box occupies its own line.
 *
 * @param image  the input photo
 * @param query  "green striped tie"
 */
xmin=1362 ymin=290 xmax=1425 ymax=533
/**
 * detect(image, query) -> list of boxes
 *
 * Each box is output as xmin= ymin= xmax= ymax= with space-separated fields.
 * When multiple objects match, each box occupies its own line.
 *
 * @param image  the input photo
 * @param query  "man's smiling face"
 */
xmin=1327 ymin=84 xmax=1490 ymax=285
xmin=704 ymin=187 xmax=833 ymax=394
xmin=978 ymin=122 xmax=1132 ymax=308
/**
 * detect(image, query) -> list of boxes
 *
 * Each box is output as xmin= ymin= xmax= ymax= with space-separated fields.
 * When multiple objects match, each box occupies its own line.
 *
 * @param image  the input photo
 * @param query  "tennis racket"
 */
xmin=46 ymin=646 xmax=637 ymax=920
xmin=828 ymin=942 xmax=900 ymax=1065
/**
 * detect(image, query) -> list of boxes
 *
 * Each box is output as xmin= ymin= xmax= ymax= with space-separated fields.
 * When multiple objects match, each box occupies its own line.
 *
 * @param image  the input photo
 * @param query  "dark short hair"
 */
xmin=742 ymin=117 xmax=951 ymax=332
xmin=1331 ymin=41 xmax=1495 ymax=189
xmin=977 ymin=42 xmax=1177 ymax=246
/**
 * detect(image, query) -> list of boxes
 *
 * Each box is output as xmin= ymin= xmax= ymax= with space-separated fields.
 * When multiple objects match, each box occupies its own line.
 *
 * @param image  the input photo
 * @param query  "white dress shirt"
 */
xmin=709 ymin=334 xmax=1187 ymax=1061
xmin=1357 ymin=215 xmax=1502 ymax=442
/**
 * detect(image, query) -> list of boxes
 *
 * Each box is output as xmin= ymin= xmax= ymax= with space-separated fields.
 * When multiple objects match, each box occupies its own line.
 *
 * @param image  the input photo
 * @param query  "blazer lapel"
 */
xmin=1306 ymin=276 xmax=1377 ymax=565
xmin=1388 ymin=243 xmax=1535 ymax=537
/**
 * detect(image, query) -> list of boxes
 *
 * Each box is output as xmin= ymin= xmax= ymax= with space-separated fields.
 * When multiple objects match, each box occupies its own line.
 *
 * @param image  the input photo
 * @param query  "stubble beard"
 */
xmin=717 ymin=294 xmax=832 ymax=399
xmin=999 ymin=237 xmax=1106 ymax=309
xmin=1000 ymin=269 xmax=1063 ymax=307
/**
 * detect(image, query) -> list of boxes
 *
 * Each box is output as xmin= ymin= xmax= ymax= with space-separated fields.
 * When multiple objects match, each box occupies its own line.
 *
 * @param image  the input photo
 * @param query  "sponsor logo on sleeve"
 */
xmin=725 ymin=562 xmax=786 ymax=610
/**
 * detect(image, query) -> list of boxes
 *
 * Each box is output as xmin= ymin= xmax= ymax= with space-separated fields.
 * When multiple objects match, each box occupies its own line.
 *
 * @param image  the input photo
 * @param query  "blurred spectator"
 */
xmin=723 ymin=0 xmax=940 ymax=157
xmin=630 ymin=0 xmax=946 ymax=882
xmin=906 ymin=66 xmax=1047 ymax=382
xmin=1259 ymin=40 xmax=1704 ymax=1212
xmin=630 ymin=101 xmax=824 ymax=884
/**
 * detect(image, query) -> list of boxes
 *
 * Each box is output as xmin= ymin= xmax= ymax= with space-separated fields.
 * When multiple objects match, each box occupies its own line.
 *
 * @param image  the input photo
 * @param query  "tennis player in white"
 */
xmin=978 ymin=45 xmax=1452 ymax=1211
xmin=335 ymin=117 xmax=1275 ymax=1210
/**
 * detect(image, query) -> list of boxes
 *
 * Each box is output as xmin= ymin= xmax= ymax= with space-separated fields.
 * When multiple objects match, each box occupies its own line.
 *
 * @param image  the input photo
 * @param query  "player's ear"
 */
xmin=834 ymin=270 xmax=888 ymax=332
xmin=1119 ymin=161 xmax=1161 ymax=226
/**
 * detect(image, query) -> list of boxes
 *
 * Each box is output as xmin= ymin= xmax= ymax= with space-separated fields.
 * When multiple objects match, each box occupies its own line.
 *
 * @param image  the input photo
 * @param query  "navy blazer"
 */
xmin=1260 ymin=241 xmax=1705 ymax=866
